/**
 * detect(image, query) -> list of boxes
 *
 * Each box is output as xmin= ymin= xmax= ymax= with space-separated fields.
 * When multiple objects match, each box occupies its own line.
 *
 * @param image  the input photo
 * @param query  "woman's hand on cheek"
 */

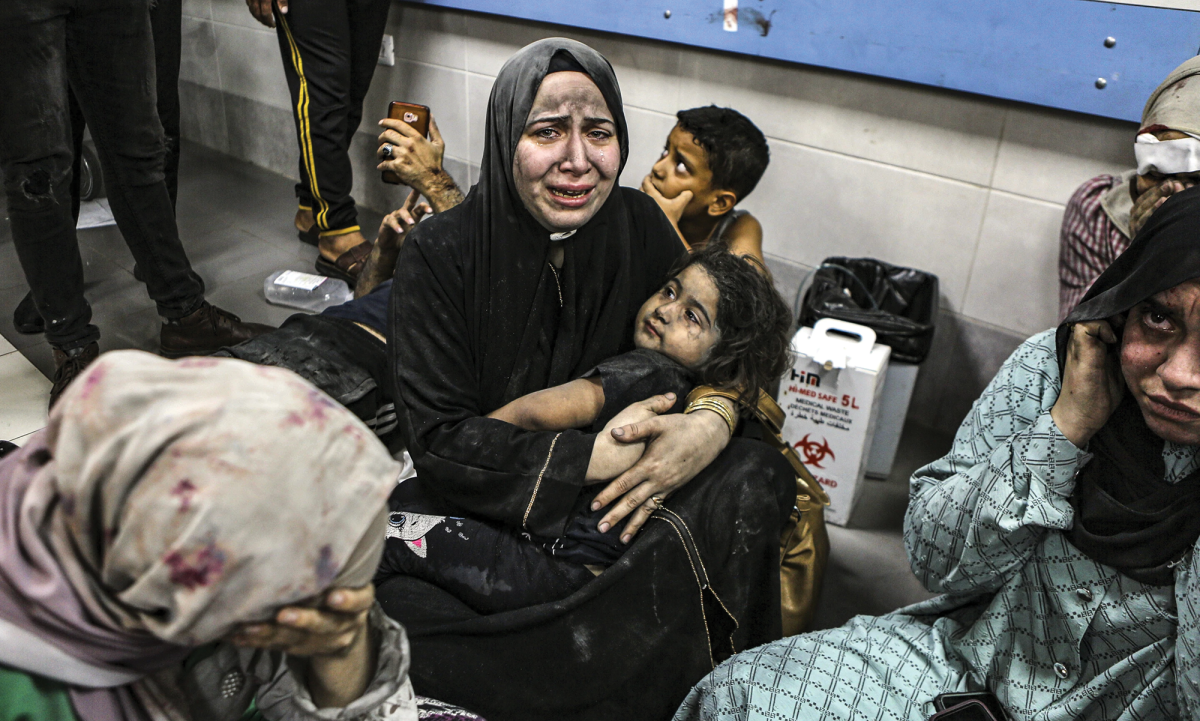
xmin=592 ymin=409 xmax=732 ymax=543
xmin=229 ymin=584 xmax=374 ymax=657
xmin=1052 ymin=320 xmax=1125 ymax=447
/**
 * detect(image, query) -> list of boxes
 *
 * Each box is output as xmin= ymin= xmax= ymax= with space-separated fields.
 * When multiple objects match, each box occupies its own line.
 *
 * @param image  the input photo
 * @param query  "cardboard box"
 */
xmin=779 ymin=319 xmax=890 ymax=526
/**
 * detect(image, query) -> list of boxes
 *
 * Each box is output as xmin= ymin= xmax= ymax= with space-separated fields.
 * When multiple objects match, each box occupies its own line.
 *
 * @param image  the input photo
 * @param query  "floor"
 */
xmin=0 ymin=141 xmax=953 ymax=624
xmin=0 ymin=141 xmax=382 ymax=445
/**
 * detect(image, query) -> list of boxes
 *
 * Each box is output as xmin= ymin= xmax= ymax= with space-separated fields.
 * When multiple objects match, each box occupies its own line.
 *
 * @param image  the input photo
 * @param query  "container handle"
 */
xmin=812 ymin=318 xmax=877 ymax=350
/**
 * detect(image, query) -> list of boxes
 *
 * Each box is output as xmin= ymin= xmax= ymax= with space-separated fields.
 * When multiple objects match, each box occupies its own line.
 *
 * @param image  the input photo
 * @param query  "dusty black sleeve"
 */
xmin=582 ymin=349 xmax=692 ymax=430
xmin=390 ymin=218 xmax=596 ymax=538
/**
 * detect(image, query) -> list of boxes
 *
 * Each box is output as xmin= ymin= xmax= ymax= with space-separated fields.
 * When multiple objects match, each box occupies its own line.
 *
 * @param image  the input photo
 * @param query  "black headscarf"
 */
xmin=459 ymin=37 xmax=675 ymax=410
xmin=1060 ymin=184 xmax=1200 ymax=586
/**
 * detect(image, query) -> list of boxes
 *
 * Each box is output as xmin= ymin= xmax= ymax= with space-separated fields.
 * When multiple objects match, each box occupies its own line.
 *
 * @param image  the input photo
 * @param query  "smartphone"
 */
xmin=933 ymin=692 xmax=1007 ymax=721
xmin=928 ymin=700 xmax=1000 ymax=721
xmin=382 ymin=101 xmax=431 ymax=185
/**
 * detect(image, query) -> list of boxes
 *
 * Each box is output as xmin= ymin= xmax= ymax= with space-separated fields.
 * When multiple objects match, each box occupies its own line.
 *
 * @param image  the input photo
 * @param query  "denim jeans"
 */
xmin=0 ymin=0 xmax=203 ymax=349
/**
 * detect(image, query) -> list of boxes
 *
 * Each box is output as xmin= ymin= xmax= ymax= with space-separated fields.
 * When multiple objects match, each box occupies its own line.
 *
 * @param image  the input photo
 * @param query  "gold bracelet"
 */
xmin=684 ymin=398 xmax=737 ymax=437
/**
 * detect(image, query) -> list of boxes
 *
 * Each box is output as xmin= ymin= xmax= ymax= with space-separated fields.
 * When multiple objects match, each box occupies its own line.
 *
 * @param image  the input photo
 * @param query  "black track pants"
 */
xmin=274 ymin=0 xmax=390 ymax=237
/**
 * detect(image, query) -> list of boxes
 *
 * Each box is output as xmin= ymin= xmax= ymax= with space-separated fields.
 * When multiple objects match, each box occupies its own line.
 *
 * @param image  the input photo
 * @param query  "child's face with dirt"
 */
xmin=647 ymin=125 xmax=728 ymax=222
xmin=633 ymin=264 xmax=721 ymax=369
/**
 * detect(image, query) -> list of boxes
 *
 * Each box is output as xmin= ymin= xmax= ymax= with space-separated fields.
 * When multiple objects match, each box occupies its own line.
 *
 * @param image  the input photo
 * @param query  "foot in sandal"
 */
xmin=315 ymin=229 xmax=373 ymax=284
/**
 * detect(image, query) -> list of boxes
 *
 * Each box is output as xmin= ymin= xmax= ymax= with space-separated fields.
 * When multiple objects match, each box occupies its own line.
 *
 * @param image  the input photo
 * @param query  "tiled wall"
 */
xmin=178 ymin=0 xmax=1138 ymax=434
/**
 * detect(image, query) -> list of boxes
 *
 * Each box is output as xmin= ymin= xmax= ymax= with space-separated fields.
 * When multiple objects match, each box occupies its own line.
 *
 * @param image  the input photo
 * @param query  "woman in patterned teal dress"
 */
xmin=675 ymin=186 xmax=1200 ymax=721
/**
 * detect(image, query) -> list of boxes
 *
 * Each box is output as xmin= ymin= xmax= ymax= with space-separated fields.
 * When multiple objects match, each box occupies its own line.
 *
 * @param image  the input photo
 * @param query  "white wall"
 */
xmin=178 ymin=0 xmax=1139 ymax=433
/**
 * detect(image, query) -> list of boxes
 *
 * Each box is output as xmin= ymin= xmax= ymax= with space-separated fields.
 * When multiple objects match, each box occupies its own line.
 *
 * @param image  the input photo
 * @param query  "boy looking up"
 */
xmin=641 ymin=106 xmax=770 ymax=260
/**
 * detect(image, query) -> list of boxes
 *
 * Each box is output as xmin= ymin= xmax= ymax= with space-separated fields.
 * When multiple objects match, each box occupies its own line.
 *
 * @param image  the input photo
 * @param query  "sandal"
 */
xmin=297 ymin=224 xmax=320 ymax=246
xmin=315 ymin=241 xmax=373 ymax=285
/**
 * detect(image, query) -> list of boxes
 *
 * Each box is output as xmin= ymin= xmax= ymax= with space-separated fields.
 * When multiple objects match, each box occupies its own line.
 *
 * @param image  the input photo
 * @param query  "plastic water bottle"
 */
xmin=264 ymin=270 xmax=353 ymax=313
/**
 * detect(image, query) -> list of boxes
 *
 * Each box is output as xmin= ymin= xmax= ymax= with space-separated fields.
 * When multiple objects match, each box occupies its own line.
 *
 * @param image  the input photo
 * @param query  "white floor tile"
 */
xmin=0 ymin=351 xmax=50 ymax=442
xmin=0 ymin=333 xmax=15 ymax=357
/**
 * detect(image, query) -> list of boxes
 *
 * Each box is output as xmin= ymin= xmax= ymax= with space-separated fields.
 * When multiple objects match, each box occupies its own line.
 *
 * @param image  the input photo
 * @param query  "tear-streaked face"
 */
xmin=633 ymin=264 xmax=721 ymax=369
xmin=1120 ymin=279 xmax=1200 ymax=445
xmin=513 ymin=72 xmax=620 ymax=232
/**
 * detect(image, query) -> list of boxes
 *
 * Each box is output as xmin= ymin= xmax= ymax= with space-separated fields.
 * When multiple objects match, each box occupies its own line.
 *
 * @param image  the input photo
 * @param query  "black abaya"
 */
xmin=383 ymin=38 xmax=794 ymax=721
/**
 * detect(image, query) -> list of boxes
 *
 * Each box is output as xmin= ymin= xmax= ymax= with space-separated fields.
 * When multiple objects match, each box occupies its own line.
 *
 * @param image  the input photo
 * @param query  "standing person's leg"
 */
xmin=344 ymin=0 xmax=390 ymax=153
xmin=65 ymin=0 xmax=272 ymax=358
xmin=150 ymin=0 xmax=183 ymax=208
xmin=274 ymin=0 xmax=372 ymax=284
xmin=0 ymin=0 xmax=102 ymax=398
xmin=9 ymin=87 xmax=88 ymax=338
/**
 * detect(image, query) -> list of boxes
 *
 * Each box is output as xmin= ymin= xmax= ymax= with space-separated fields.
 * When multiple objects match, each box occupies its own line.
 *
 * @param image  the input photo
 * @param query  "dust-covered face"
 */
xmin=634 ymin=263 xmax=721 ymax=370
xmin=512 ymin=71 xmax=620 ymax=232
xmin=1120 ymin=278 xmax=1200 ymax=445
xmin=647 ymin=125 xmax=724 ymax=220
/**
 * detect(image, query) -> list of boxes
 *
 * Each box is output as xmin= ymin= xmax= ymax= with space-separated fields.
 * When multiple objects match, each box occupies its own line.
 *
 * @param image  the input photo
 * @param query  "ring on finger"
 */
xmin=649 ymin=494 xmax=665 ymax=510
xmin=379 ymin=144 xmax=393 ymax=159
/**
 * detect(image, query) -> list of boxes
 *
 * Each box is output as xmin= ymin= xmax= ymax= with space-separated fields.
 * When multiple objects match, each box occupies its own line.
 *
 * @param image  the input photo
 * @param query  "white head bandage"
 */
xmin=1135 ymin=132 xmax=1200 ymax=176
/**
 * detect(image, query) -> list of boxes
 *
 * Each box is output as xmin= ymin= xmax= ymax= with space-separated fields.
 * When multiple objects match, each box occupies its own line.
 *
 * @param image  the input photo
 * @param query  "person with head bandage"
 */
xmin=1058 ymin=55 xmax=1200 ymax=322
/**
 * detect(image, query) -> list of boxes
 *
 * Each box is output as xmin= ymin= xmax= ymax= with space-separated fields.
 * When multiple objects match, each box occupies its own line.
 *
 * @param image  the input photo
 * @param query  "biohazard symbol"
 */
xmin=795 ymin=434 xmax=835 ymax=469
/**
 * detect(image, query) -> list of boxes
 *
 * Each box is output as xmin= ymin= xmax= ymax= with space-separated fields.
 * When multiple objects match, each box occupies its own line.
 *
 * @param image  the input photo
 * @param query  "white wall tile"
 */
xmin=211 ymin=21 xmax=293 ymax=110
xmin=741 ymin=140 xmax=989 ymax=312
xmin=620 ymin=107 xmax=677 ymax=189
xmin=574 ymin=33 xmax=685 ymax=117
xmin=463 ymin=14 xmax=554 ymax=77
xmin=182 ymin=0 xmax=212 ymax=21
xmin=991 ymin=106 xmax=1137 ymax=205
xmin=676 ymin=51 xmax=1007 ymax=186
xmin=466 ymin=72 xmax=493 ymax=167
xmin=961 ymin=191 xmax=1064 ymax=336
xmin=209 ymin=0 xmax=272 ymax=31
xmin=361 ymin=60 xmax=469 ymax=165
xmin=180 ymin=17 xmax=222 ymax=89
xmin=388 ymin=4 xmax=468 ymax=70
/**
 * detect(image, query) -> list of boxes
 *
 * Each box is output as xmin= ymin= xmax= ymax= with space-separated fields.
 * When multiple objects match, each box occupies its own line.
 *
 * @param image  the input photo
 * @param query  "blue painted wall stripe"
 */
xmin=405 ymin=0 xmax=1200 ymax=122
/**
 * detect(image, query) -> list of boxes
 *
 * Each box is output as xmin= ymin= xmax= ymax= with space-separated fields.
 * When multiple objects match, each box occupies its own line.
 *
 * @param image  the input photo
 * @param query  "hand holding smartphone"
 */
xmin=381 ymin=102 xmax=431 ymax=185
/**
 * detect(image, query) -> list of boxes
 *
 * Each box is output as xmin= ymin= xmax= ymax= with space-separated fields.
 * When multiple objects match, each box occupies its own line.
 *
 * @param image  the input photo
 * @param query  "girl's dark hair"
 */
xmin=675 ymin=245 xmax=794 ymax=407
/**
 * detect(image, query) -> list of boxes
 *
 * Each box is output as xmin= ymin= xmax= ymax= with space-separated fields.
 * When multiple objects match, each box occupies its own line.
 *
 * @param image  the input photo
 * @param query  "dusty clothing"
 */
xmin=218 ymin=311 xmax=398 ymax=450
xmin=1059 ymin=56 xmax=1200 ymax=321
xmin=0 ymin=0 xmax=205 ymax=350
xmin=675 ymin=333 xmax=1196 ymax=720
xmin=676 ymin=185 xmax=1200 ymax=721
xmin=1058 ymin=173 xmax=1133 ymax=321
xmin=0 ymin=352 xmax=416 ymax=721
xmin=382 ymin=39 xmax=795 ymax=721
xmin=377 ymin=349 xmax=692 ymax=614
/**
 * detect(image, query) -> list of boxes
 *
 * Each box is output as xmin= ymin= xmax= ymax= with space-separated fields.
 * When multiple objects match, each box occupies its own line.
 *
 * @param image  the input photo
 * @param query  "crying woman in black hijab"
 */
xmin=383 ymin=39 xmax=797 ymax=721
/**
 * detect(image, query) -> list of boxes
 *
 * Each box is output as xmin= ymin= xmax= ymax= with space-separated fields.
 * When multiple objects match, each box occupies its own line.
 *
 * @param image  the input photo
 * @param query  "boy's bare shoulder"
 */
xmin=724 ymin=212 xmax=764 ymax=259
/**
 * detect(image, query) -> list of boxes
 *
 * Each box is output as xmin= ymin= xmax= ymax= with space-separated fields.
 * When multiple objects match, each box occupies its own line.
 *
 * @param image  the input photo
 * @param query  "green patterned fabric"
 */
xmin=676 ymin=330 xmax=1197 ymax=720
xmin=0 ymin=665 xmax=78 ymax=721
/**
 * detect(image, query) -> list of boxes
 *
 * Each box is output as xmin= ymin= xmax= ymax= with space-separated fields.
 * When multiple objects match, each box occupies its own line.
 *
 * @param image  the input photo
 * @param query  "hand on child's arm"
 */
xmin=585 ymin=393 xmax=677 ymax=482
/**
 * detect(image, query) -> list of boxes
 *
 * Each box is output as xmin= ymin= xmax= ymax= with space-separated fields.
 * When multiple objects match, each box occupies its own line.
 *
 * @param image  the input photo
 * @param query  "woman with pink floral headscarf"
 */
xmin=0 ymin=351 xmax=480 ymax=720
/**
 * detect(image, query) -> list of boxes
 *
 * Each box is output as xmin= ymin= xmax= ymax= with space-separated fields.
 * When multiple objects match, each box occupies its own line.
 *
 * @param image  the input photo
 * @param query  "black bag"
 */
xmin=798 ymin=257 xmax=939 ymax=364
